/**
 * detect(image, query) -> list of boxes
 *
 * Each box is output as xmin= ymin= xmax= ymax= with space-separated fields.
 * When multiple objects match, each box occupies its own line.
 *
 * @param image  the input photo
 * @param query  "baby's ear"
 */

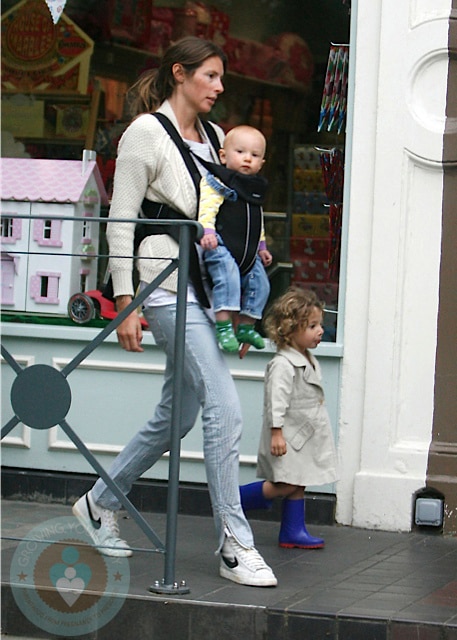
xmin=219 ymin=148 xmax=227 ymax=165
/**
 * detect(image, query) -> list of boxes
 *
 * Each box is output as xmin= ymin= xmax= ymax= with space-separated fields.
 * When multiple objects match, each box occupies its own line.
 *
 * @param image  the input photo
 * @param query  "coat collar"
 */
xmin=277 ymin=347 xmax=322 ymax=386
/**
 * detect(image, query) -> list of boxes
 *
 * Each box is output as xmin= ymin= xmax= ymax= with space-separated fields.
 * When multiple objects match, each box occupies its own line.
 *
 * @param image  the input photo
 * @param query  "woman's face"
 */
xmin=182 ymin=55 xmax=225 ymax=114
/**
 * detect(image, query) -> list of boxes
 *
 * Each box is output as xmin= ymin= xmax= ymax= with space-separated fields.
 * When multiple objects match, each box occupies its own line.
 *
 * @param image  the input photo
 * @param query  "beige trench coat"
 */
xmin=256 ymin=347 xmax=338 ymax=487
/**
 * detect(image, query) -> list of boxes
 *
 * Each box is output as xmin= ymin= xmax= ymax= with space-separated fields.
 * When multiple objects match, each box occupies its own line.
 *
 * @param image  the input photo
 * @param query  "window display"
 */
xmin=1 ymin=0 xmax=350 ymax=338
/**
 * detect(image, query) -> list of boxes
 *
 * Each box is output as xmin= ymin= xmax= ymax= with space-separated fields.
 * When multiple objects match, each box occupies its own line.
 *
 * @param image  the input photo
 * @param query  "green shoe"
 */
xmin=236 ymin=324 xmax=265 ymax=349
xmin=216 ymin=321 xmax=240 ymax=352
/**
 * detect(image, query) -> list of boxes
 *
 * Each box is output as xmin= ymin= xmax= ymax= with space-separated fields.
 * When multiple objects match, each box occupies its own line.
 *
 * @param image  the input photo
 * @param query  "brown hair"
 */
xmin=264 ymin=287 xmax=324 ymax=349
xmin=126 ymin=36 xmax=227 ymax=117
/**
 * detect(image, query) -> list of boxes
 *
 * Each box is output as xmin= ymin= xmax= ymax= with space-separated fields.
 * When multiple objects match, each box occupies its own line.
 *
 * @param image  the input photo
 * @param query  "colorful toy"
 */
xmin=67 ymin=288 xmax=148 ymax=327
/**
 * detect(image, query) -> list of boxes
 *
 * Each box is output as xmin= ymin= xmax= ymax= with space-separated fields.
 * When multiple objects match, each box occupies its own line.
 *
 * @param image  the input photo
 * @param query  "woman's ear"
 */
xmin=172 ymin=63 xmax=186 ymax=83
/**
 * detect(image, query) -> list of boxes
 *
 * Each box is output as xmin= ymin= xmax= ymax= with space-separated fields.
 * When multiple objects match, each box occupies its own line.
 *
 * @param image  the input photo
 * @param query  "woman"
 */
xmin=73 ymin=37 xmax=277 ymax=588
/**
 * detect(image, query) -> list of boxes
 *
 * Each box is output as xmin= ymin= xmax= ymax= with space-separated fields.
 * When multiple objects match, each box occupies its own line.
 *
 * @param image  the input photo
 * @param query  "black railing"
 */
xmin=1 ymin=213 xmax=204 ymax=595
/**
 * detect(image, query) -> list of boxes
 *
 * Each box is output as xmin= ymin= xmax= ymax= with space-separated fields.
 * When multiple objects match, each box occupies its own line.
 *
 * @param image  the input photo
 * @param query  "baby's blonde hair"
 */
xmin=223 ymin=125 xmax=266 ymax=156
xmin=264 ymin=286 xmax=324 ymax=349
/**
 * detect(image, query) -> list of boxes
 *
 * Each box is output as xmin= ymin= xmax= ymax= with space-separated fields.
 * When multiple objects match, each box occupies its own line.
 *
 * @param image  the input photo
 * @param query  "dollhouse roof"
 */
xmin=0 ymin=158 xmax=109 ymax=205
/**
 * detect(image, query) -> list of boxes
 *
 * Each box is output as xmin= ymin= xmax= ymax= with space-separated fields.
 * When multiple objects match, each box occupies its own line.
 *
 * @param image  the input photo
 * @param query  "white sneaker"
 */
xmin=72 ymin=492 xmax=132 ymax=558
xmin=219 ymin=530 xmax=277 ymax=587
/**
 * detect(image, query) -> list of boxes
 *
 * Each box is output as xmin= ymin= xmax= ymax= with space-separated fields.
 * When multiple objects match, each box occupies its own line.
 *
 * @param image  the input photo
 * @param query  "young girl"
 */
xmin=239 ymin=287 xmax=338 ymax=548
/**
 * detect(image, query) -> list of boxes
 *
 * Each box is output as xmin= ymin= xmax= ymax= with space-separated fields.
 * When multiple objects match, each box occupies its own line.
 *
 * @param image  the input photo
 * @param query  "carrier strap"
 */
xmin=152 ymin=113 xmax=221 ymax=197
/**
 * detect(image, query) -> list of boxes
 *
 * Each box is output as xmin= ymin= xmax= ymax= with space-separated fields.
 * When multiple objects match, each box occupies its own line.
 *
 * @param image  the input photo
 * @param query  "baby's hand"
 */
xmin=270 ymin=428 xmax=287 ymax=456
xmin=200 ymin=233 xmax=218 ymax=251
xmin=259 ymin=249 xmax=273 ymax=267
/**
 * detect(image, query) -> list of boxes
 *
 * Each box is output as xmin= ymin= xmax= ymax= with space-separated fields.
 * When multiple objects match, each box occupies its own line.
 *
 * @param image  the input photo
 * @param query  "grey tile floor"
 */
xmin=2 ymin=500 xmax=457 ymax=640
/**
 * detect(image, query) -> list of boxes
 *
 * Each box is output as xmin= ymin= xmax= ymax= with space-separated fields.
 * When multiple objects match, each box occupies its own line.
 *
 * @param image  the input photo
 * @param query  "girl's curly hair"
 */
xmin=263 ymin=286 xmax=324 ymax=349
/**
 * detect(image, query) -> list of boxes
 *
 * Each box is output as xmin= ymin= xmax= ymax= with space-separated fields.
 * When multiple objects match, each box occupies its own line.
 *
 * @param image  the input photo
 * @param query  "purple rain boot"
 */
xmin=278 ymin=498 xmax=325 ymax=549
xmin=239 ymin=481 xmax=273 ymax=512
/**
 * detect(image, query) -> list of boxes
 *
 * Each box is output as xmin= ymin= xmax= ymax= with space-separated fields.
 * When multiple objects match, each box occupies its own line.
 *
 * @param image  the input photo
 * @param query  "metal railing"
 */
xmin=1 ymin=213 xmax=203 ymax=595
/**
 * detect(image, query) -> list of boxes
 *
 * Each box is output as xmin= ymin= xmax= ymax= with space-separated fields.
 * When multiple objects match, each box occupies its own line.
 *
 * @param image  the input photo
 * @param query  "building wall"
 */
xmin=337 ymin=0 xmax=452 ymax=531
xmin=426 ymin=0 xmax=457 ymax=535
xmin=1 ymin=0 xmax=453 ymax=534
xmin=1 ymin=323 xmax=341 ymax=494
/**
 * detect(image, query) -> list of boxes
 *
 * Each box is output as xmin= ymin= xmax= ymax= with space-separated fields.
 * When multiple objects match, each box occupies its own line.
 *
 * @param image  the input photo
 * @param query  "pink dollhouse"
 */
xmin=1 ymin=157 xmax=108 ymax=316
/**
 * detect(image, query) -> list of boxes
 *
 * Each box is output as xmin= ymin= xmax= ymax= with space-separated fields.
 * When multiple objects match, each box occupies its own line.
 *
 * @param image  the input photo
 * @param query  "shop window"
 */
xmin=3 ymin=0 xmax=351 ymax=339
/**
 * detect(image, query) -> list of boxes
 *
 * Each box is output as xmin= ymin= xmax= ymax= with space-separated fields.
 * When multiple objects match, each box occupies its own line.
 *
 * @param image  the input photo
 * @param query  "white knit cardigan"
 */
xmin=106 ymin=100 xmax=224 ymax=298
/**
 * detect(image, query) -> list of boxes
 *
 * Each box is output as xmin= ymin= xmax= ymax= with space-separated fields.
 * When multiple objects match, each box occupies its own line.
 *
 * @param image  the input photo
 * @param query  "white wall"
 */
xmin=1 ymin=324 xmax=341 ymax=494
xmin=337 ymin=0 xmax=450 ymax=531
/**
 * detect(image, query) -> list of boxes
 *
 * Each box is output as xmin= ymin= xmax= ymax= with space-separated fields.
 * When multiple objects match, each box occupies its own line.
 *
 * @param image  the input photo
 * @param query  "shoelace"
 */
xmin=231 ymin=541 xmax=267 ymax=571
xmin=100 ymin=509 xmax=121 ymax=537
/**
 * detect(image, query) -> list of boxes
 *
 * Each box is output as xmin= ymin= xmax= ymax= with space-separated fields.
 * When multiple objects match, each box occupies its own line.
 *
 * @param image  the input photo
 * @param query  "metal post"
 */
xmin=150 ymin=224 xmax=191 ymax=595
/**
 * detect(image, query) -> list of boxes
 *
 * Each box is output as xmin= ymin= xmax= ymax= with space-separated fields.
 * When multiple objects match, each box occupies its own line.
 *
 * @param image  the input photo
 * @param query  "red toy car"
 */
xmin=67 ymin=290 xmax=148 ymax=328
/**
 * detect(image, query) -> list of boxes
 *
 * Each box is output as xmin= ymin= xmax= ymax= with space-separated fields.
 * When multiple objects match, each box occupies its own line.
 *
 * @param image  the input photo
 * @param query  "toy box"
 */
xmin=290 ymin=236 xmax=330 ymax=261
xmin=1 ymin=0 xmax=93 ymax=94
xmin=54 ymin=104 xmax=90 ymax=138
xmin=107 ymin=0 xmax=152 ymax=46
xmin=224 ymin=36 xmax=288 ymax=83
xmin=293 ymin=191 xmax=328 ymax=215
xmin=293 ymin=168 xmax=325 ymax=192
xmin=292 ymin=214 xmax=329 ymax=238
xmin=292 ymin=258 xmax=330 ymax=283
xmin=1 ymin=96 xmax=44 ymax=138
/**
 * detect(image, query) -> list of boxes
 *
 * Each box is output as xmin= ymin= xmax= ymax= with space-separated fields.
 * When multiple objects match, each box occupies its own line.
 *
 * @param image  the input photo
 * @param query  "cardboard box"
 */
xmin=292 ymin=214 xmax=329 ymax=238
xmin=55 ymin=104 xmax=90 ymax=138
xmin=290 ymin=236 xmax=330 ymax=261
xmin=290 ymin=280 xmax=339 ymax=307
xmin=224 ymin=36 xmax=288 ymax=82
xmin=2 ymin=0 xmax=93 ymax=94
xmin=292 ymin=258 xmax=330 ymax=283
xmin=293 ymin=191 xmax=328 ymax=214
xmin=294 ymin=145 xmax=322 ymax=170
xmin=146 ymin=20 xmax=172 ymax=57
xmin=108 ymin=0 xmax=152 ymax=46
xmin=293 ymin=168 xmax=325 ymax=192
xmin=1 ymin=98 xmax=44 ymax=137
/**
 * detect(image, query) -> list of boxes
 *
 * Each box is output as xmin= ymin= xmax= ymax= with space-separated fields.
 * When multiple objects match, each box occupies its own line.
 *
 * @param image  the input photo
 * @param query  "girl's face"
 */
xmin=290 ymin=307 xmax=324 ymax=353
xmin=181 ymin=56 xmax=224 ymax=114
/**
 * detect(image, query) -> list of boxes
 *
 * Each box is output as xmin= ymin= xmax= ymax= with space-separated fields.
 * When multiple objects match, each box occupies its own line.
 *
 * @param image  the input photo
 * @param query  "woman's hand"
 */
xmin=270 ymin=427 xmax=287 ymax=456
xmin=115 ymin=296 xmax=144 ymax=352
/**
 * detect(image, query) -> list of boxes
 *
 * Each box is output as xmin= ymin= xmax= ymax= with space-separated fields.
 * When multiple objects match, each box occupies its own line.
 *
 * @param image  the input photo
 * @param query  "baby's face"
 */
xmin=221 ymin=130 xmax=266 ymax=175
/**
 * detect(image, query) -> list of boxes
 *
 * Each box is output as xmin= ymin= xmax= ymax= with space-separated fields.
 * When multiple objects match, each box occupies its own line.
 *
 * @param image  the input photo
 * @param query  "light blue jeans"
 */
xmin=91 ymin=302 xmax=254 ymax=549
xmin=204 ymin=240 xmax=270 ymax=319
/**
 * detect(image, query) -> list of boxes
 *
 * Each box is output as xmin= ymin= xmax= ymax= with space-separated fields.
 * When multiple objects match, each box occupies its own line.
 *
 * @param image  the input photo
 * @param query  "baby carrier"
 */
xmin=106 ymin=113 xmax=267 ymax=306
xmin=140 ymin=114 xmax=268 ymax=271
